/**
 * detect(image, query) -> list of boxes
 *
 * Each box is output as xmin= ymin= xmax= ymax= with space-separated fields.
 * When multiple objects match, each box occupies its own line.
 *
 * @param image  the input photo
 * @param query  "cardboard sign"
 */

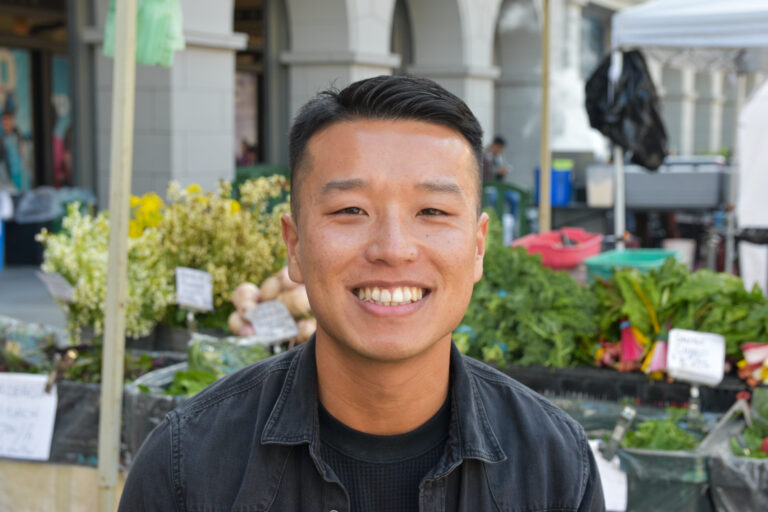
xmin=243 ymin=300 xmax=298 ymax=345
xmin=175 ymin=267 xmax=213 ymax=312
xmin=0 ymin=373 xmax=58 ymax=461
xmin=37 ymin=271 xmax=75 ymax=303
xmin=667 ymin=328 xmax=726 ymax=386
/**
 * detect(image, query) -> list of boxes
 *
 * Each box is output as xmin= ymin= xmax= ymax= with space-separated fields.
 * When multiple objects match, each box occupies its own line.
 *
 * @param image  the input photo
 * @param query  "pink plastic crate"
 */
xmin=512 ymin=227 xmax=603 ymax=269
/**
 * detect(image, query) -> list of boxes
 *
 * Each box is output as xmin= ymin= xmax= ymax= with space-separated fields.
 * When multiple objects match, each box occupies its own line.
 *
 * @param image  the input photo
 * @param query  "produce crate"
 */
xmin=44 ymin=350 xmax=186 ymax=467
xmin=584 ymin=248 xmax=678 ymax=281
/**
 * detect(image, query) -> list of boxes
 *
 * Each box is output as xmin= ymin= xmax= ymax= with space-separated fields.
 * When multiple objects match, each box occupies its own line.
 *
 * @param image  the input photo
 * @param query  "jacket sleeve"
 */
xmin=118 ymin=417 xmax=181 ymax=511
xmin=578 ymin=440 xmax=606 ymax=512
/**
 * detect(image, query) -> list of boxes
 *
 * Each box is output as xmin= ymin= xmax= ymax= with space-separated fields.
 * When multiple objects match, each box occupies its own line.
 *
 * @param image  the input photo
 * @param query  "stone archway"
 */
xmin=282 ymin=0 xmax=399 ymax=119
xmin=404 ymin=0 xmax=501 ymax=140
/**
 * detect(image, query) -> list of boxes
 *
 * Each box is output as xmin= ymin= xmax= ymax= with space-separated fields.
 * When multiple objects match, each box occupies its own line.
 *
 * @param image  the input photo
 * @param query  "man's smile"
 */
xmin=353 ymin=285 xmax=430 ymax=306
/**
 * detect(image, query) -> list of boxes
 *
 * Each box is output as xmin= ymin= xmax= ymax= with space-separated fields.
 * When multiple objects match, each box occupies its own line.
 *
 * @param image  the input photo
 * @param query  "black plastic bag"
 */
xmin=585 ymin=50 xmax=668 ymax=171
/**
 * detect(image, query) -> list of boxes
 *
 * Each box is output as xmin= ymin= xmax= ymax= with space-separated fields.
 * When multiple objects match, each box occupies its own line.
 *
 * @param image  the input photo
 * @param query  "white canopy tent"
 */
xmin=610 ymin=0 xmax=768 ymax=263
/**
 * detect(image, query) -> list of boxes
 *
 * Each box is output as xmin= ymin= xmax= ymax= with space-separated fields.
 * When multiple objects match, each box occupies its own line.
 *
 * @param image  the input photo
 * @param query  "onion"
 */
xmin=279 ymin=285 xmax=311 ymax=318
xmin=260 ymin=276 xmax=281 ymax=301
xmin=238 ymin=323 xmax=255 ymax=337
xmin=227 ymin=312 xmax=245 ymax=334
xmin=237 ymin=299 xmax=258 ymax=317
xmin=296 ymin=317 xmax=316 ymax=343
xmin=231 ymin=282 xmax=260 ymax=308
xmin=277 ymin=266 xmax=300 ymax=291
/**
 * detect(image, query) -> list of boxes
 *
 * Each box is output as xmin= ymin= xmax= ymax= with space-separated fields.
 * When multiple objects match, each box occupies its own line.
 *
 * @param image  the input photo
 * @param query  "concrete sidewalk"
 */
xmin=0 ymin=265 xmax=67 ymax=328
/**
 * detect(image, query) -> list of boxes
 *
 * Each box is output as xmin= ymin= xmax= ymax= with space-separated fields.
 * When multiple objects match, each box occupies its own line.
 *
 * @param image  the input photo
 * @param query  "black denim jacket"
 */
xmin=119 ymin=338 xmax=605 ymax=511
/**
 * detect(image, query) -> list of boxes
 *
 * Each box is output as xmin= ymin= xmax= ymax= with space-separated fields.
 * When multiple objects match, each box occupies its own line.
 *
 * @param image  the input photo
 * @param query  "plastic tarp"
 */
xmin=618 ymin=447 xmax=714 ymax=512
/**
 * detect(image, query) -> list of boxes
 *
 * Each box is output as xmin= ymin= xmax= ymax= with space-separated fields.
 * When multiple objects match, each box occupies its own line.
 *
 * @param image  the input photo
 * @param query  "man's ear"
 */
xmin=473 ymin=212 xmax=490 ymax=283
xmin=281 ymin=213 xmax=304 ymax=284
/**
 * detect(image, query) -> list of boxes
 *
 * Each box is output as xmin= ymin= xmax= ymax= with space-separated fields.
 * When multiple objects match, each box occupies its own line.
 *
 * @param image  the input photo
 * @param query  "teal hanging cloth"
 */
xmin=103 ymin=0 xmax=185 ymax=68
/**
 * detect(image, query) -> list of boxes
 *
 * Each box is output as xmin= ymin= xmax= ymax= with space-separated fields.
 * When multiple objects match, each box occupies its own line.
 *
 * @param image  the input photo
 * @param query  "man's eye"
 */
xmin=333 ymin=207 xmax=364 ymax=215
xmin=419 ymin=208 xmax=447 ymax=216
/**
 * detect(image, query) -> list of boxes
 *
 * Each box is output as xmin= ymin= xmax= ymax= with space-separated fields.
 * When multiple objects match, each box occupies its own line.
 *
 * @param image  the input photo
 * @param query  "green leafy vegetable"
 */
xmin=622 ymin=408 xmax=701 ymax=451
xmin=457 ymin=212 xmax=598 ymax=367
xmin=165 ymin=369 xmax=219 ymax=396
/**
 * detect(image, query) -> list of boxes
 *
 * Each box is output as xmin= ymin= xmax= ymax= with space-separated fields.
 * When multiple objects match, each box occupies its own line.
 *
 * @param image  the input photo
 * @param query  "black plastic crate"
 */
xmin=501 ymin=364 xmax=746 ymax=413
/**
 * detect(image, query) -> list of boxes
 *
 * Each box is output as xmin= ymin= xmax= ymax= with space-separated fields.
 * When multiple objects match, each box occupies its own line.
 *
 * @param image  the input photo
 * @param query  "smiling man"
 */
xmin=119 ymin=76 xmax=604 ymax=511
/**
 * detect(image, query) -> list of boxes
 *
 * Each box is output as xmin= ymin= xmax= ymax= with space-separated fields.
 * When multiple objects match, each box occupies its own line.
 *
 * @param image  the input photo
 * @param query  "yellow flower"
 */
xmin=229 ymin=199 xmax=241 ymax=213
xmin=129 ymin=220 xmax=143 ymax=238
xmin=130 ymin=195 xmax=141 ymax=208
xmin=186 ymin=184 xmax=202 ymax=195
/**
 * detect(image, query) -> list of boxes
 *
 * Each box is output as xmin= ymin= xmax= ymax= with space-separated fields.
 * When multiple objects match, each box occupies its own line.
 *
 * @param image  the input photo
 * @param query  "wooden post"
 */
xmin=97 ymin=0 xmax=137 ymax=509
xmin=539 ymin=0 xmax=551 ymax=233
xmin=614 ymin=145 xmax=626 ymax=250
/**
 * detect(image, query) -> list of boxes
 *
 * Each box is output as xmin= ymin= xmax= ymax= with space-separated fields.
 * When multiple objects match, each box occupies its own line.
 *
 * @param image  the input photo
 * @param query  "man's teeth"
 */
xmin=356 ymin=286 xmax=424 ymax=305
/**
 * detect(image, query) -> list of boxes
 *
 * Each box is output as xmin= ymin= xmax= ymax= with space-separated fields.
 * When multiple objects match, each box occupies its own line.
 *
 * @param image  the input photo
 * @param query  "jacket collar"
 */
xmin=260 ymin=336 xmax=507 ymax=471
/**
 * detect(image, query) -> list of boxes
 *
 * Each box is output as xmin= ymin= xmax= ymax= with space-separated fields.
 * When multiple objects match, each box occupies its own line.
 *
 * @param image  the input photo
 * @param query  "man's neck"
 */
xmin=315 ymin=335 xmax=451 ymax=436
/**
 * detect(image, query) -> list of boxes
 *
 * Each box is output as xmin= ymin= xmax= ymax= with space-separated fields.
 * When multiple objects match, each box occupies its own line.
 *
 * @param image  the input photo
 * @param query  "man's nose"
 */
xmin=364 ymin=212 xmax=418 ymax=265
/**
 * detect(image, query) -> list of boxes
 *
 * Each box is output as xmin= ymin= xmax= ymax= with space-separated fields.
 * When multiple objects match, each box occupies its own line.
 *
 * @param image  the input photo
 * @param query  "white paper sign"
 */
xmin=667 ymin=328 xmax=726 ymax=386
xmin=175 ymin=267 xmax=213 ymax=312
xmin=0 ymin=373 xmax=58 ymax=461
xmin=37 ymin=271 xmax=75 ymax=303
xmin=243 ymin=300 xmax=298 ymax=345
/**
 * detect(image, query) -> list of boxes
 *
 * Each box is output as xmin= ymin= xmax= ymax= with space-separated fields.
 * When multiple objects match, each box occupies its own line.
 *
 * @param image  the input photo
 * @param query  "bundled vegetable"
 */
xmin=226 ymin=268 xmax=314 ymax=344
xmin=455 ymin=213 xmax=598 ymax=367
xmin=592 ymin=258 xmax=768 ymax=379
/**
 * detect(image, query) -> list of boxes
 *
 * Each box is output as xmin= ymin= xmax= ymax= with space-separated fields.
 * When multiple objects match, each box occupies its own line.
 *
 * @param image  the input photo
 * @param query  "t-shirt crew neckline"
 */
xmin=317 ymin=396 xmax=451 ymax=464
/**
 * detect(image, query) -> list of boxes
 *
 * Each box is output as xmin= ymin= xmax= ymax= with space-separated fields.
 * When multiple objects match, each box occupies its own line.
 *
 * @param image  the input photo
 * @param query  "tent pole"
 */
xmin=614 ymin=145 xmax=625 ymax=250
xmin=725 ymin=74 xmax=746 ymax=274
xmin=97 ymin=0 xmax=137 ymax=509
xmin=539 ymin=0 xmax=551 ymax=233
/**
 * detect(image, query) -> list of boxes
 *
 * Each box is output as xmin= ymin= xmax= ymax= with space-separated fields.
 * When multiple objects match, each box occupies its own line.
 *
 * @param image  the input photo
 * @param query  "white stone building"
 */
xmin=1 ymin=0 xmax=763 ymax=205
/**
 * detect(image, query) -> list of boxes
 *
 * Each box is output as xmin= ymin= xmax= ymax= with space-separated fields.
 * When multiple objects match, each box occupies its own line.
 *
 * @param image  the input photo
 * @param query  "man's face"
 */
xmin=282 ymin=119 xmax=488 ymax=363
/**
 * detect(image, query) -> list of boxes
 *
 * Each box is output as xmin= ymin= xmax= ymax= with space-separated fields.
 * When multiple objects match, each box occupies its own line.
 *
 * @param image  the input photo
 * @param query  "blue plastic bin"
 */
xmin=534 ymin=159 xmax=573 ymax=206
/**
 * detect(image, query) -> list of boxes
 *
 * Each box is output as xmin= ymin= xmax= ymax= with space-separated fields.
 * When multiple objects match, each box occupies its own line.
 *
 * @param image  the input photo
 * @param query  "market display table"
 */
xmin=503 ymin=364 xmax=747 ymax=412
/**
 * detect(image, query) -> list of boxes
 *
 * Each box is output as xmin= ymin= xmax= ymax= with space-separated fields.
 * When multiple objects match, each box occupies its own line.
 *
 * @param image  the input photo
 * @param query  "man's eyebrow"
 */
xmin=321 ymin=178 xmax=368 ymax=194
xmin=416 ymin=180 xmax=464 ymax=196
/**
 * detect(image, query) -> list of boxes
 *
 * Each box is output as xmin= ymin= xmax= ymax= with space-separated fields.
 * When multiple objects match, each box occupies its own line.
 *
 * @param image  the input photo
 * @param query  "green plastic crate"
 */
xmin=585 ymin=248 xmax=678 ymax=281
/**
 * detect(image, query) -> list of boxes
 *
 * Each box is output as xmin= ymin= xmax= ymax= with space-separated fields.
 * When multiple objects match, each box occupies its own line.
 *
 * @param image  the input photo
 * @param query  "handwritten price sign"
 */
xmin=667 ymin=329 xmax=725 ymax=387
xmin=175 ymin=267 xmax=214 ymax=312
xmin=0 ymin=373 xmax=58 ymax=460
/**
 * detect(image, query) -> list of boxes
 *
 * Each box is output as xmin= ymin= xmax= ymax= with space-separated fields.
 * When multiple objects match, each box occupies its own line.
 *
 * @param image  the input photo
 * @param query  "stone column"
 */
xmin=694 ymin=71 xmax=724 ymax=154
xmin=661 ymin=65 xmax=697 ymax=156
xmin=283 ymin=0 xmax=399 ymax=121
xmin=406 ymin=0 xmax=501 ymax=143
xmin=88 ymin=0 xmax=246 ymax=205
xmin=495 ymin=0 xmax=603 ymax=189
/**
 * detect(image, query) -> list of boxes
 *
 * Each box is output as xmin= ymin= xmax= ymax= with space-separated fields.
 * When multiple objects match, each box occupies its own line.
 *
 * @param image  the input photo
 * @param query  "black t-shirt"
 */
xmin=318 ymin=397 xmax=451 ymax=512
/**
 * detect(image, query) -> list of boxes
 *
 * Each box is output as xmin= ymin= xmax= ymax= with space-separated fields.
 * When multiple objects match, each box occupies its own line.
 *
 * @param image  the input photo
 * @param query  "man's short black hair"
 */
xmin=288 ymin=75 xmax=484 ymax=215
xmin=492 ymin=135 xmax=506 ymax=146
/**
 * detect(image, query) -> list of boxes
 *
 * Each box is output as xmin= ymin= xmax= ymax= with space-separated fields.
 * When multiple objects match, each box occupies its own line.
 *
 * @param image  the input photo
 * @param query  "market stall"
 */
xmin=610 ymin=0 xmax=768 ymax=268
